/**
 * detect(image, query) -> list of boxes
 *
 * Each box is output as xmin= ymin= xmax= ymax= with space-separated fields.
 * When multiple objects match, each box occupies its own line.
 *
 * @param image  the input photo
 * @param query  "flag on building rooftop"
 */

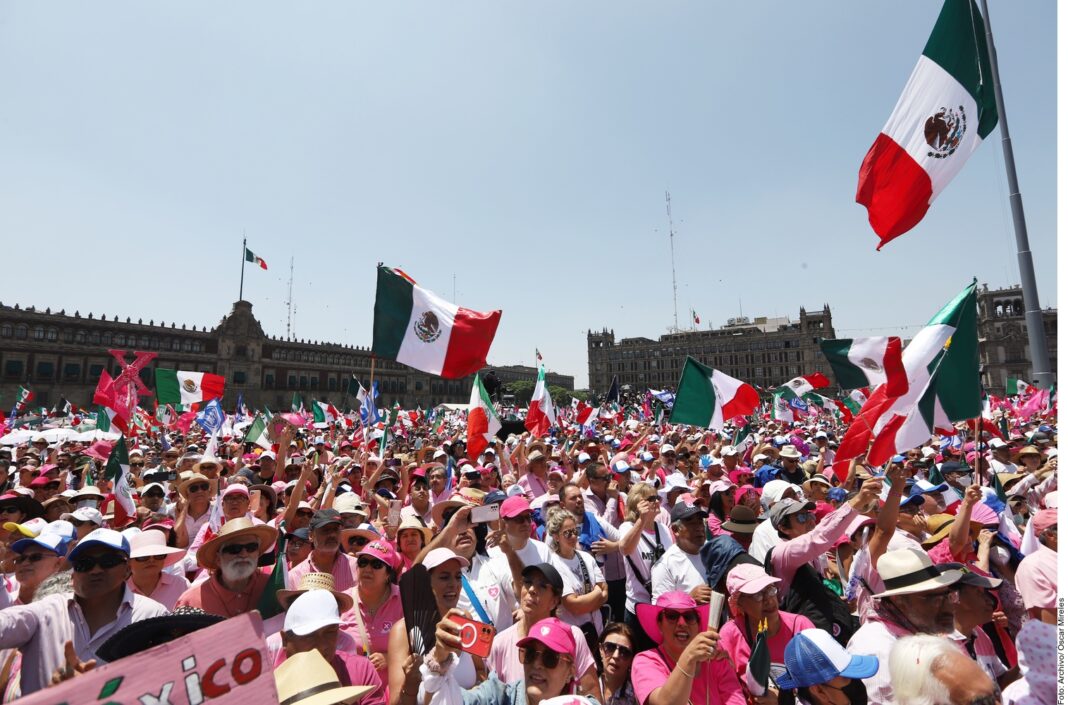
xmin=819 ymin=337 xmax=908 ymax=396
xmin=372 ymin=265 xmax=502 ymax=379
xmin=671 ymin=357 xmax=759 ymax=431
xmin=244 ymin=247 xmax=268 ymax=270
xmin=155 ymin=370 xmax=225 ymax=406
xmin=856 ymin=0 xmax=998 ymax=248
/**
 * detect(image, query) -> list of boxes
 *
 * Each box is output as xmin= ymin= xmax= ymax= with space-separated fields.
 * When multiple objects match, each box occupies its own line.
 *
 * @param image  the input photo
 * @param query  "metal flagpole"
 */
xmin=978 ymin=0 xmax=1053 ymax=388
xmin=239 ymin=233 xmax=247 ymax=301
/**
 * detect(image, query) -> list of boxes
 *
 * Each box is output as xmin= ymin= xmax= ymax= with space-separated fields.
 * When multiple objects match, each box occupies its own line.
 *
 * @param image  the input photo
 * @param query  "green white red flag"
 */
xmin=373 ymin=265 xmax=501 ymax=379
xmin=856 ymin=0 xmax=997 ymax=248
xmin=245 ymin=247 xmax=268 ymax=270
xmin=778 ymin=373 xmax=830 ymax=399
xmin=525 ymin=365 xmax=557 ymax=437
xmin=671 ymin=357 xmax=759 ymax=431
xmin=819 ymin=337 xmax=908 ymax=396
xmin=155 ymin=370 xmax=225 ymax=406
xmin=105 ymin=438 xmax=135 ymax=524
xmin=467 ymin=375 xmax=501 ymax=461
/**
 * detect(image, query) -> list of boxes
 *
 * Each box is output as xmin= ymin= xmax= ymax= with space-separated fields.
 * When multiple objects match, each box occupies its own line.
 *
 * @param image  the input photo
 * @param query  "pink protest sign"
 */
xmin=14 ymin=612 xmax=277 ymax=705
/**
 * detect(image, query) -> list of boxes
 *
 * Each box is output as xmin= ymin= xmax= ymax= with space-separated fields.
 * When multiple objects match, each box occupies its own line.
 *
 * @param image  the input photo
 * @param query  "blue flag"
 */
xmin=196 ymin=399 xmax=225 ymax=434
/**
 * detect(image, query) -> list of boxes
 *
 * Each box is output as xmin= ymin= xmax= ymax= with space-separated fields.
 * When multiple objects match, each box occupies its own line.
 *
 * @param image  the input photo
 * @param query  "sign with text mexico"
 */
xmin=15 ymin=612 xmax=276 ymax=705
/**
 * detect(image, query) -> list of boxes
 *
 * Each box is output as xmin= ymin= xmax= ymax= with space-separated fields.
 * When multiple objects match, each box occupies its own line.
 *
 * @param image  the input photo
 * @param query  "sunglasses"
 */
xmin=519 ymin=646 xmax=570 ymax=670
xmin=357 ymin=556 xmax=387 ymax=570
xmin=348 ymin=537 xmax=370 ymax=548
xmin=14 ymin=553 xmax=50 ymax=566
xmin=0 ymin=506 xmax=21 ymax=514
xmin=71 ymin=553 xmax=128 ymax=573
xmin=187 ymin=483 xmax=210 ymax=494
xmin=130 ymin=462 xmax=145 ymax=468
xmin=133 ymin=554 xmax=167 ymax=563
xmin=660 ymin=609 xmax=700 ymax=625
xmin=560 ymin=528 xmax=579 ymax=539
xmin=220 ymin=541 xmax=260 ymax=556
xmin=601 ymin=642 xmax=633 ymax=659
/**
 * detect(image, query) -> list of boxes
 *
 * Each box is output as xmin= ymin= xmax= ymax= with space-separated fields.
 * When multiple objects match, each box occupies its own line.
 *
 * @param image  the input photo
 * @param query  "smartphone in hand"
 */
xmin=448 ymin=615 xmax=496 ymax=658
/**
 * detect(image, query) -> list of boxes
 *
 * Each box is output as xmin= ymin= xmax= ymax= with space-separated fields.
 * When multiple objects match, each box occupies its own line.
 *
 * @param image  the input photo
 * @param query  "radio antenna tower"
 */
xmin=285 ymin=257 xmax=295 ymax=339
xmin=666 ymin=191 xmax=679 ymax=332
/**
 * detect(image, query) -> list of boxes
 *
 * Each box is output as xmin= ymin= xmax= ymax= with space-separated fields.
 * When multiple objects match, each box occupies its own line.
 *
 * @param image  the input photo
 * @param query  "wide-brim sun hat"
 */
xmin=396 ymin=516 xmax=433 ymax=545
xmin=872 ymin=547 xmax=963 ymax=598
xmin=274 ymin=649 xmax=374 ymax=705
xmin=129 ymin=530 xmax=186 ymax=568
xmin=196 ymin=518 xmax=277 ymax=571
xmin=277 ymin=571 xmax=355 ymax=613
xmin=635 ymin=591 xmax=711 ymax=645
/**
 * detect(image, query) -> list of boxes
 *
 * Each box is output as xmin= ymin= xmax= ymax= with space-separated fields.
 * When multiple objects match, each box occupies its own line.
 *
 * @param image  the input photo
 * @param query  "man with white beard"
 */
xmin=175 ymin=517 xmax=277 ymax=618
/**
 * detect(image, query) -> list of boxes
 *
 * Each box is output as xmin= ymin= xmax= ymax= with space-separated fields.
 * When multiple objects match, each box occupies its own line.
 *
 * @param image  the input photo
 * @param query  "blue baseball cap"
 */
xmin=827 ymin=487 xmax=847 ymax=503
xmin=899 ymin=493 xmax=925 ymax=509
xmin=907 ymin=480 xmax=949 ymax=498
xmin=890 ymin=454 xmax=907 ymax=464
xmin=68 ymin=528 xmax=131 ymax=561
xmin=775 ymin=628 xmax=879 ymax=690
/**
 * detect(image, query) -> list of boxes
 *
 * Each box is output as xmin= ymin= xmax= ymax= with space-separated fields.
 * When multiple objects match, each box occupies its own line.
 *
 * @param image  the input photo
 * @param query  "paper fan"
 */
xmin=400 ymin=564 xmax=440 ymax=655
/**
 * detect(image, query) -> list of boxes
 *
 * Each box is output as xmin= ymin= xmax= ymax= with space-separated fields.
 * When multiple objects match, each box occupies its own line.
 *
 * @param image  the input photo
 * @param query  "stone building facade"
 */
xmin=0 ymin=300 xmax=568 ymax=412
xmin=977 ymin=284 xmax=1058 ymax=391
xmin=587 ymin=306 xmax=835 ymax=395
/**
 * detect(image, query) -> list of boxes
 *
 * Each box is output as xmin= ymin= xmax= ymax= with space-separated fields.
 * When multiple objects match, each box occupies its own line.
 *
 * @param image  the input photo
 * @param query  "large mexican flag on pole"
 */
xmin=856 ymin=0 xmax=997 ymax=249
xmin=373 ymin=266 xmax=502 ymax=379
xmin=155 ymin=370 xmax=225 ymax=406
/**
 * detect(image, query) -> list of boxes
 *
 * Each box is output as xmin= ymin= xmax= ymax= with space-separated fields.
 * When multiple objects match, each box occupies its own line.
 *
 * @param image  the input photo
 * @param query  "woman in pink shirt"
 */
xmin=340 ymin=540 xmax=404 ymax=686
xmin=127 ymin=530 xmax=190 ymax=610
xmin=717 ymin=565 xmax=814 ymax=703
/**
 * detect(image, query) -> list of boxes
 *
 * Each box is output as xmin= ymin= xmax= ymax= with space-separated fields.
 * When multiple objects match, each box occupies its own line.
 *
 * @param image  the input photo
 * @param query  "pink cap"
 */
xmin=37 ymin=464 xmax=59 ymax=476
xmin=271 ymin=481 xmax=287 ymax=494
xmin=29 ymin=475 xmax=52 ymax=488
xmin=843 ymin=514 xmax=875 ymax=538
xmin=969 ymin=503 xmax=999 ymax=526
xmin=357 ymin=540 xmax=400 ymax=570
xmin=221 ymin=484 xmax=250 ymax=499
xmin=1032 ymin=508 xmax=1057 ymax=534
xmin=500 ymin=495 xmax=531 ymax=519
xmin=728 ymin=469 xmax=754 ymax=485
xmin=734 ymin=484 xmax=761 ymax=504
xmin=726 ymin=563 xmax=781 ymax=596
xmin=516 ymin=617 xmax=576 ymax=658
xmin=635 ymin=592 xmax=711 ymax=645
xmin=706 ymin=480 xmax=734 ymax=495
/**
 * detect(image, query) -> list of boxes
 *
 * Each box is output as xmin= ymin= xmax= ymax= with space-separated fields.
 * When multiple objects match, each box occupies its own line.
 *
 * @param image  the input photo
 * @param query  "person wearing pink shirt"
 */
xmin=339 ymin=540 xmax=404 ymax=685
xmin=1015 ymin=508 xmax=1057 ymax=624
xmin=127 ymin=530 xmax=189 ymax=610
xmin=630 ymin=591 xmax=745 ymax=705
xmin=289 ymin=509 xmax=361 ymax=593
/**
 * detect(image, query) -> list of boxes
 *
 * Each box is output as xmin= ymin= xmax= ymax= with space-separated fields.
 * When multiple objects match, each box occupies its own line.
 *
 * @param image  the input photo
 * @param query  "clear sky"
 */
xmin=0 ymin=1 xmax=1056 ymax=390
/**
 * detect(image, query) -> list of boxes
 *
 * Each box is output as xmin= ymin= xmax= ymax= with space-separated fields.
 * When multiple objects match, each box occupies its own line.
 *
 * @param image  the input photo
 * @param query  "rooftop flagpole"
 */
xmin=239 ymin=232 xmax=247 ymax=301
xmin=978 ymin=0 xmax=1053 ymax=388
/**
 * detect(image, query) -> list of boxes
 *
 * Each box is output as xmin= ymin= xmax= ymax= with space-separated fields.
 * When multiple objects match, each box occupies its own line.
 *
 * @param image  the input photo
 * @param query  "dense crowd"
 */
xmin=0 ymin=410 xmax=1057 ymax=705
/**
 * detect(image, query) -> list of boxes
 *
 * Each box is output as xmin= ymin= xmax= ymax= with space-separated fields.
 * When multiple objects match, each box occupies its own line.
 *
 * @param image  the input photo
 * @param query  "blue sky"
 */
xmin=0 ymin=1 xmax=1056 ymax=389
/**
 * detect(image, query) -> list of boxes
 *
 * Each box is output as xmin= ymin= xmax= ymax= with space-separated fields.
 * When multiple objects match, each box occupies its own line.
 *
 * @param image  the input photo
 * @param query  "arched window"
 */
xmin=115 ymin=333 xmax=126 ymax=346
xmin=75 ymin=329 xmax=86 ymax=343
xmin=33 ymin=326 xmax=45 ymax=341
xmin=0 ymin=324 xmax=11 ymax=337
xmin=14 ymin=324 xmax=27 ymax=339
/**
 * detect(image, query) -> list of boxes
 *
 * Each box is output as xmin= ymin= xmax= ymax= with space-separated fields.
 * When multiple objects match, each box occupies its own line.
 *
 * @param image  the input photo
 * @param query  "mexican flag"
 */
xmin=671 ymin=357 xmax=759 ymax=431
xmin=1006 ymin=377 xmax=1036 ymax=397
xmin=856 ymin=0 xmax=998 ymax=249
xmin=779 ymin=373 xmax=830 ymax=398
xmin=291 ymin=393 xmax=304 ymax=413
xmin=467 ymin=375 xmax=501 ymax=461
xmin=105 ymin=437 xmax=135 ymax=525
xmin=838 ymin=282 xmax=980 ymax=468
xmin=372 ymin=265 xmax=502 ymax=379
xmin=525 ymin=365 xmax=557 ymax=437
xmin=155 ymin=370 xmax=225 ymax=406
xmin=245 ymin=247 xmax=268 ymax=270
xmin=773 ymin=390 xmax=796 ymax=423
xmin=244 ymin=414 xmax=271 ymax=449
xmin=312 ymin=402 xmax=338 ymax=424
xmin=744 ymin=618 xmax=771 ymax=696
xmin=819 ymin=337 xmax=908 ymax=396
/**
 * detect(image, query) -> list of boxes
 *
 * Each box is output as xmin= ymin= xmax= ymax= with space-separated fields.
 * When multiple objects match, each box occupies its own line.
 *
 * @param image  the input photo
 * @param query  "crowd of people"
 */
xmin=0 ymin=407 xmax=1057 ymax=705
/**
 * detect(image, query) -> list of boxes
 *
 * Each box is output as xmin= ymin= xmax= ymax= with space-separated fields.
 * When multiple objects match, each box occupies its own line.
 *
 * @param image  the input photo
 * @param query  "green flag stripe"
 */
xmin=372 ymin=266 xmax=414 ymax=359
xmin=922 ymin=0 xmax=998 ymax=138
xmin=819 ymin=338 xmax=870 ymax=390
xmin=670 ymin=357 xmax=717 ymax=427
xmin=155 ymin=369 xmax=182 ymax=405
xmin=934 ymin=284 xmax=980 ymax=420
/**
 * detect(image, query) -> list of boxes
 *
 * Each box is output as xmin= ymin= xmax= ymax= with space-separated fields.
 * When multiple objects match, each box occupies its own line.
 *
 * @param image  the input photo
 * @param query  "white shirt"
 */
xmin=847 ymin=619 xmax=903 ymax=705
xmin=651 ymin=543 xmax=705 ymax=601
xmin=748 ymin=518 xmax=781 ymax=564
xmin=458 ymin=553 xmax=514 ymax=632
xmin=552 ymin=550 xmax=605 ymax=632
xmin=487 ymin=538 xmax=561 ymax=615
xmin=619 ymin=521 xmax=674 ymax=613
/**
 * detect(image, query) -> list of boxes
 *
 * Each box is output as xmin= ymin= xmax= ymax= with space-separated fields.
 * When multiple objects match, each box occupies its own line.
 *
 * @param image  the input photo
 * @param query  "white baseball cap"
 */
xmin=284 ymin=589 xmax=341 ymax=636
xmin=660 ymin=443 xmax=676 ymax=455
xmin=577 ymin=452 xmax=593 ymax=464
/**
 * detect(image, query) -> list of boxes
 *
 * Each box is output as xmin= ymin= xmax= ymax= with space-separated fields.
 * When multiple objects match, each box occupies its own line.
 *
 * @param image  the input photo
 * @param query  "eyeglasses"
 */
xmin=220 ymin=541 xmax=260 ymax=556
xmin=742 ymin=586 xmax=779 ymax=602
xmin=71 ymin=553 xmax=128 ymax=572
xmin=357 ymin=556 xmax=387 ymax=570
xmin=560 ymin=528 xmax=579 ymax=539
xmin=133 ymin=554 xmax=166 ymax=563
xmin=286 ymin=539 xmax=308 ymax=550
xmin=187 ymin=483 xmax=210 ymax=494
xmin=14 ymin=553 xmax=50 ymax=566
xmin=130 ymin=462 xmax=145 ymax=468
xmin=600 ymin=642 xmax=633 ymax=659
xmin=519 ymin=646 xmax=571 ymax=670
xmin=660 ymin=609 xmax=700 ymax=625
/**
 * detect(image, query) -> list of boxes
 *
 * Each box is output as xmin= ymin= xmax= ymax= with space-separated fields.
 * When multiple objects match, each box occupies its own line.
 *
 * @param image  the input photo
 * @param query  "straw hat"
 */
xmin=921 ymin=514 xmax=956 ymax=548
xmin=430 ymin=487 xmax=485 ymax=528
xmin=178 ymin=473 xmax=212 ymax=498
xmin=1013 ymin=445 xmax=1042 ymax=462
xmin=277 ymin=572 xmax=354 ymax=613
xmin=872 ymin=547 xmax=963 ymax=598
xmin=396 ymin=515 xmax=433 ymax=545
xmin=196 ymin=518 xmax=277 ymax=571
xmin=274 ymin=649 xmax=373 ymax=705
